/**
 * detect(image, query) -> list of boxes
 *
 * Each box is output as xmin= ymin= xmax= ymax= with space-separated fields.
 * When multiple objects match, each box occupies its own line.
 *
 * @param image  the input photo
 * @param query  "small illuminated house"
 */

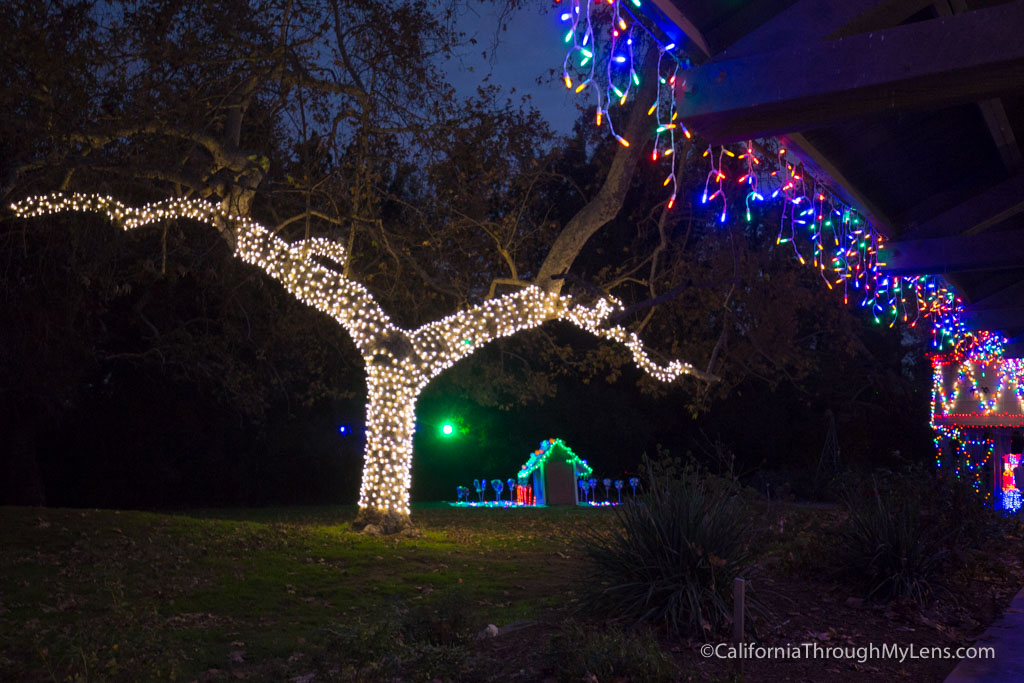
xmin=517 ymin=438 xmax=593 ymax=506
xmin=931 ymin=337 xmax=1024 ymax=512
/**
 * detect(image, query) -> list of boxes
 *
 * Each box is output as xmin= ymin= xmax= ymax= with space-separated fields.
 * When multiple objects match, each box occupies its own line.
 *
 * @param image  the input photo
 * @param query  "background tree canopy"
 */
xmin=0 ymin=0 xmax=933 ymax=508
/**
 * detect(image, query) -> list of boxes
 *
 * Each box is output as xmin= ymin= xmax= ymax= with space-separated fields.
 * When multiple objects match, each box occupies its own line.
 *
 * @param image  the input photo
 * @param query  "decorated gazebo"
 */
xmin=932 ymin=333 xmax=1024 ymax=512
xmin=517 ymin=438 xmax=593 ymax=506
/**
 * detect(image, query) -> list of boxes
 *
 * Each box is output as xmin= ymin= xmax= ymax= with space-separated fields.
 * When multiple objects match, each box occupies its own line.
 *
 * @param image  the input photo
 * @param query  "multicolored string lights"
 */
xmin=553 ymin=3 xmax=968 ymax=350
xmin=697 ymin=140 xmax=967 ymax=348
xmin=930 ymin=332 xmax=1024 ymax=428
xmin=558 ymin=0 xmax=690 ymax=208
xmin=929 ymin=332 xmax=1024 ymax=502
xmin=518 ymin=437 xmax=593 ymax=484
xmin=551 ymin=3 xmax=1024 ymax=507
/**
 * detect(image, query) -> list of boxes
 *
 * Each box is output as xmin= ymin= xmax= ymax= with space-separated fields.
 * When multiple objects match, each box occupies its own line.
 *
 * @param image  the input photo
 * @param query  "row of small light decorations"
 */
xmin=555 ymin=1 xmax=969 ymax=349
xmin=11 ymin=192 xmax=702 ymax=518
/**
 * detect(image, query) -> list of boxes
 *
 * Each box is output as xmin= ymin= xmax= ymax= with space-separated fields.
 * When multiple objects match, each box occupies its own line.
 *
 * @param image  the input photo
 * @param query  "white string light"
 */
xmin=11 ymin=192 xmax=702 ymax=523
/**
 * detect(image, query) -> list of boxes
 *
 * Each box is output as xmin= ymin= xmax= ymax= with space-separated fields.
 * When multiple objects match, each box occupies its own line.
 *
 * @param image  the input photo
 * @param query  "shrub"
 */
xmin=836 ymin=477 xmax=948 ymax=603
xmin=581 ymin=453 xmax=756 ymax=636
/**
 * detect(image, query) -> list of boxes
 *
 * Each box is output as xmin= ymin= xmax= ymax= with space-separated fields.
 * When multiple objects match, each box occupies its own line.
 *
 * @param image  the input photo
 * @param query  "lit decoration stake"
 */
xmin=1002 ymin=454 xmax=1022 ymax=513
xmin=11 ymin=192 xmax=709 ymax=532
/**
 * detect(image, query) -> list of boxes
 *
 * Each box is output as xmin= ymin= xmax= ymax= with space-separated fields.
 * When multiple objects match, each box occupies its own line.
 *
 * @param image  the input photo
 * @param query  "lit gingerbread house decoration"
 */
xmin=517 ymin=438 xmax=593 ymax=506
xmin=931 ymin=332 xmax=1024 ymax=512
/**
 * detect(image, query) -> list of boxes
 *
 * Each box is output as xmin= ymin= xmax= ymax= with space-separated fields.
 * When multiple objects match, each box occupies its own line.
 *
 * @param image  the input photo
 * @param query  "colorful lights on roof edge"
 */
xmin=553 ymin=0 xmax=973 ymax=350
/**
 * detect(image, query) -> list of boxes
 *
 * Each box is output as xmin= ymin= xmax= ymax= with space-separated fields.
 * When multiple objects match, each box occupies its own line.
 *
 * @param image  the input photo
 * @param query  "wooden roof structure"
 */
xmin=641 ymin=0 xmax=1024 ymax=346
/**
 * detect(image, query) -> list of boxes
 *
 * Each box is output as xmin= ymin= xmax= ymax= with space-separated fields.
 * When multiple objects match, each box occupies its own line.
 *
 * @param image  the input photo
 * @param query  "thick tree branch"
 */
xmin=534 ymin=44 xmax=660 ymax=293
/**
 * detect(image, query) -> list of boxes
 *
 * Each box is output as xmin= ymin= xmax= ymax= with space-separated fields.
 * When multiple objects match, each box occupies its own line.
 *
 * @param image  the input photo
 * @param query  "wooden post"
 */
xmin=733 ymin=577 xmax=746 ymax=643
xmin=733 ymin=577 xmax=745 ymax=676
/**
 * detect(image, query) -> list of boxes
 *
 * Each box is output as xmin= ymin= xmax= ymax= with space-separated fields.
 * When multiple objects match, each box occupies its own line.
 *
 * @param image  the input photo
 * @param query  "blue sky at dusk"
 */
xmin=447 ymin=2 xmax=583 ymax=134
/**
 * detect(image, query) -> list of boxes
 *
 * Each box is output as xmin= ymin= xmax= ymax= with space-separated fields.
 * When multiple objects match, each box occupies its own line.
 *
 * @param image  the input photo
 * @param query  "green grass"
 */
xmin=0 ymin=504 xmax=615 ymax=681
xmin=4 ymin=496 xmax=1002 ymax=681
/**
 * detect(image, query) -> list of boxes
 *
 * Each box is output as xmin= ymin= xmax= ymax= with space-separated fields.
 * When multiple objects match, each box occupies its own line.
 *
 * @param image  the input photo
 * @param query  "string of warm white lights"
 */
xmin=11 ymin=191 xmax=704 ymax=523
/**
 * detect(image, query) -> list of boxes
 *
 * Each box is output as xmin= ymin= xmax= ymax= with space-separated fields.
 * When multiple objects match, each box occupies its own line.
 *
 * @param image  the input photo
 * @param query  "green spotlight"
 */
xmin=441 ymin=423 xmax=455 ymax=436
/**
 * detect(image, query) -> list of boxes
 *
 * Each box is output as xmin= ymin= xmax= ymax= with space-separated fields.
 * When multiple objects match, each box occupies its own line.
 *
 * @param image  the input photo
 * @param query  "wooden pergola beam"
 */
xmin=880 ymin=229 xmax=1024 ymax=276
xmin=675 ymin=1 xmax=1024 ymax=142
xmin=703 ymin=0 xmax=797 ymax=58
xmin=978 ymin=99 xmax=1024 ymax=173
xmin=936 ymin=0 xmax=1023 ymax=173
xmin=968 ymin=280 xmax=1024 ymax=312
xmin=827 ymin=0 xmax=939 ymax=38
xmin=644 ymin=0 xmax=711 ymax=62
xmin=961 ymin=306 xmax=1024 ymax=333
xmin=777 ymin=132 xmax=893 ymax=231
xmin=900 ymin=172 xmax=1024 ymax=241
xmin=713 ymin=0 xmax=935 ymax=60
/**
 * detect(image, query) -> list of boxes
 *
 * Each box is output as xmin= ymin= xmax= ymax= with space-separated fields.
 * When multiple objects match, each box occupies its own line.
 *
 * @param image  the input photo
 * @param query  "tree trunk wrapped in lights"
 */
xmin=11 ymin=192 xmax=712 ymax=533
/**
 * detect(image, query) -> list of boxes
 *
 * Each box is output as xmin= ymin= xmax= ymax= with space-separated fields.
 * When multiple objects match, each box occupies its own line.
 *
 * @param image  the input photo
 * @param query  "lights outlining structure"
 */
xmin=929 ymin=333 xmax=1024 ymax=508
xmin=11 ymin=192 xmax=708 ymax=533
xmin=518 ymin=437 xmax=593 ymax=484
xmin=552 ymin=7 xmax=968 ymax=350
xmin=696 ymin=140 xmax=968 ymax=349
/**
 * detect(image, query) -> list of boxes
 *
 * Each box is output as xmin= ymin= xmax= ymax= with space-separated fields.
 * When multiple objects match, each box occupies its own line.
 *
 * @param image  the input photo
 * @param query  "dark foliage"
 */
xmin=581 ymin=451 xmax=757 ymax=636
xmin=835 ymin=474 xmax=950 ymax=603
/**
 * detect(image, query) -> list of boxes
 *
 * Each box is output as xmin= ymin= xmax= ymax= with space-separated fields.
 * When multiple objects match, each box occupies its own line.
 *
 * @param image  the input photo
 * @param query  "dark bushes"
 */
xmin=836 ymin=478 xmax=948 ymax=603
xmin=581 ymin=454 xmax=756 ymax=636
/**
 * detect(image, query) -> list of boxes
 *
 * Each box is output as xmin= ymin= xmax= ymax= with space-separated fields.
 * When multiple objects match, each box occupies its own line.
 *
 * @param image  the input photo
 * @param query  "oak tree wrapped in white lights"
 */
xmin=12 ymin=192 xmax=711 ymax=533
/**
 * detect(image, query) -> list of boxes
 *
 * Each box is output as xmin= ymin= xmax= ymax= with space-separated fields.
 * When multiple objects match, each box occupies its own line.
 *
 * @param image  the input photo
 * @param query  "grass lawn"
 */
xmin=0 ymin=504 xmax=622 ymax=681
xmin=2 ymin=502 xmax=1024 ymax=681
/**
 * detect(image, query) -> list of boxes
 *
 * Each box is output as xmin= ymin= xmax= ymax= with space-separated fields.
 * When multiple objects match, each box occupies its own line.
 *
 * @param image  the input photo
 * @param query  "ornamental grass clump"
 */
xmin=582 ymin=454 xmax=756 ymax=636
xmin=837 ymin=478 xmax=948 ymax=603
